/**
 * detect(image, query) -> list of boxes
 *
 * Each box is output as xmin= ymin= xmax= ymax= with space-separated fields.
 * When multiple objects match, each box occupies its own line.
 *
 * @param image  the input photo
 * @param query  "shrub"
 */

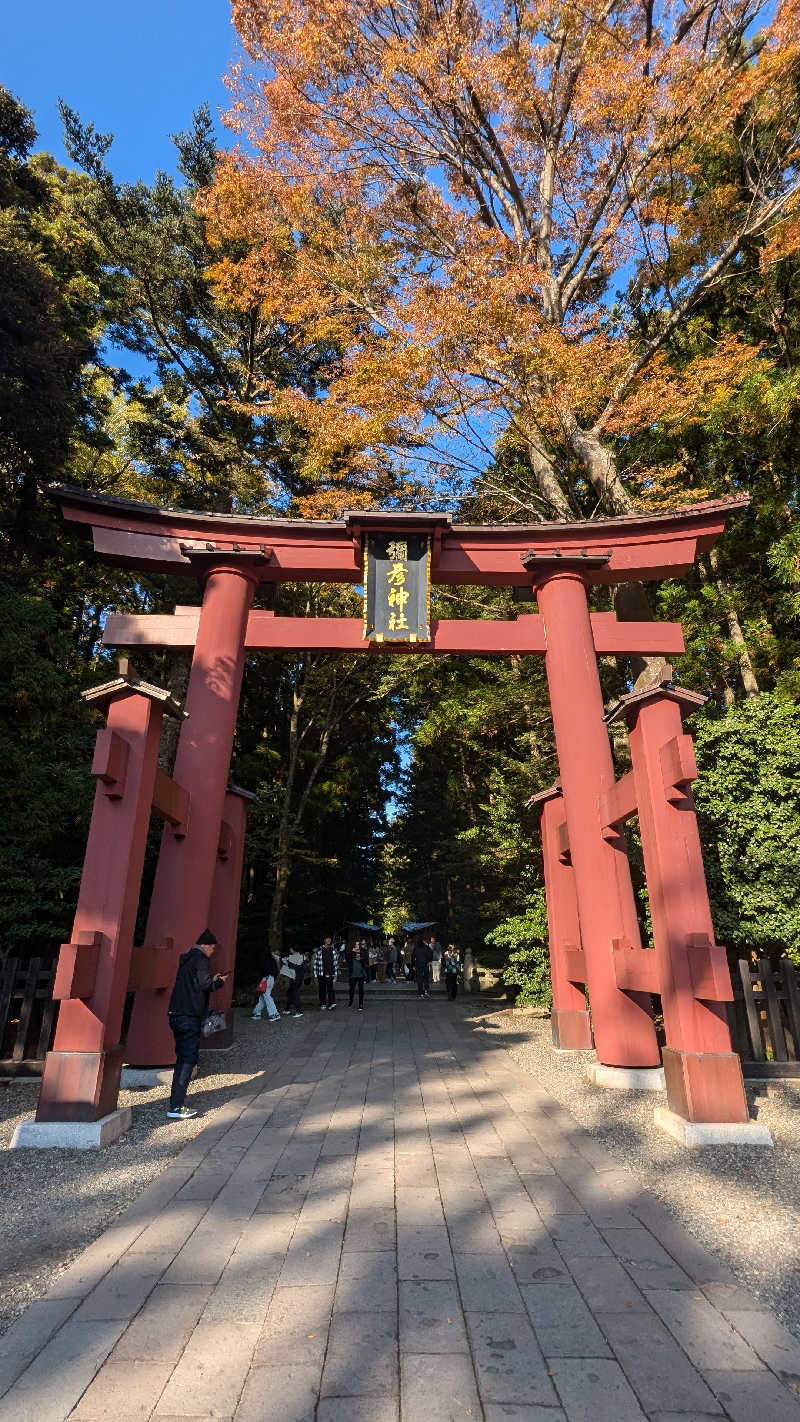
xmin=485 ymin=891 xmax=552 ymax=1007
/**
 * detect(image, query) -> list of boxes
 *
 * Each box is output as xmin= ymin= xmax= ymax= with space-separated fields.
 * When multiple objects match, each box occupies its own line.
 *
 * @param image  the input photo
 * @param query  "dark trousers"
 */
xmin=318 ymin=975 xmax=335 ymax=1008
xmin=169 ymin=1013 xmax=201 ymax=1109
xmin=445 ymin=971 xmax=458 ymax=1000
xmin=349 ymin=977 xmax=365 ymax=1007
xmin=417 ymin=966 xmax=429 ymax=997
xmin=287 ymin=977 xmax=303 ymax=1013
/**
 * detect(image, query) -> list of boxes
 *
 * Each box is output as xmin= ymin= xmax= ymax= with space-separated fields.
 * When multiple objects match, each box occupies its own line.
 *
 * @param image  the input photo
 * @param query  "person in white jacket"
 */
xmin=281 ymin=950 xmax=307 ymax=1017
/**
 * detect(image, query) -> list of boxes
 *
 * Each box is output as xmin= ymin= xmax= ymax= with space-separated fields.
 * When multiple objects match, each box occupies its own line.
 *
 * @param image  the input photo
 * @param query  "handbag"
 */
xmin=257 ymin=977 xmax=268 ymax=993
xmin=202 ymin=986 xmax=226 ymax=1037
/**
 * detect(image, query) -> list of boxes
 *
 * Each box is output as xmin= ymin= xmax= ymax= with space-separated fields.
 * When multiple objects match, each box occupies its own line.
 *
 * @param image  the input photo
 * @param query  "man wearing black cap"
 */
xmin=166 ymin=930 xmax=228 ymax=1120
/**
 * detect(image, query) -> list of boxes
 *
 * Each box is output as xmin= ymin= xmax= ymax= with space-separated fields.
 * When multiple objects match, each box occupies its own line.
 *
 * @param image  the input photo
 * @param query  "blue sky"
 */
xmin=4 ymin=0 xmax=237 ymax=182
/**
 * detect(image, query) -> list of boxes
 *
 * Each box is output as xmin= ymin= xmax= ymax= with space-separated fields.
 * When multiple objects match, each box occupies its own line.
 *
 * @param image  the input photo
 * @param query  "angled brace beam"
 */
xmin=599 ymin=771 xmax=637 ymax=840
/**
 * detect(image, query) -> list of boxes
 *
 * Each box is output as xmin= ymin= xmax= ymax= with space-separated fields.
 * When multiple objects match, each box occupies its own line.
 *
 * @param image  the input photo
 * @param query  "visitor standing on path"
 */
xmin=413 ymin=938 xmax=433 ymax=997
xmin=252 ymin=950 xmax=280 ymax=1021
xmin=167 ymin=929 xmax=229 ymax=1120
xmin=429 ymin=935 xmax=443 ymax=984
xmin=347 ymin=939 xmax=368 ymax=1010
xmin=386 ymin=936 xmax=399 ymax=980
xmin=444 ymin=945 xmax=460 ymax=1000
xmin=281 ymin=950 xmax=307 ymax=1017
xmin=313 ymin=935 xmax=338 ymax=1011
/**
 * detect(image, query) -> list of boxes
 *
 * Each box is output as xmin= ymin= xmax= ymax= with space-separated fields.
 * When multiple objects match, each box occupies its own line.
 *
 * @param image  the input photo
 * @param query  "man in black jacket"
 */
xmin=412 ymin=938 xmax=434 ymax=998
xmin=167 ymin=929 xmax=228 ymax=1120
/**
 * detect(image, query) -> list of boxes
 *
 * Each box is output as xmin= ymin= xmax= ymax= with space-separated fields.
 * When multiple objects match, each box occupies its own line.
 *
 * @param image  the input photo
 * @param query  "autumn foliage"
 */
xmin=203 ymin=0 xmax=800 ymax=518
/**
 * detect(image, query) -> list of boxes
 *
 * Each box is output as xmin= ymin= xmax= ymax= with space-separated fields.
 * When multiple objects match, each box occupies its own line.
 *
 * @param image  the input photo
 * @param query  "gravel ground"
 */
xmin=474 ymin=1003 xmax=800 ymax=1339
xmin=0 ymin=1010 xmax=308 ymax=1335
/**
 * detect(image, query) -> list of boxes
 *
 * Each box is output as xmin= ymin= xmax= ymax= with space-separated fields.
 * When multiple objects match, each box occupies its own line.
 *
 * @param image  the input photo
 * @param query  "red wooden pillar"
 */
xmin=125 ymin=554 xmax=265 ymax=1066
xmin=202 ymin=784 xmax=254 ymax=1050
xmin=533 ymin=783 xmax=593 ymax=1050
xmin=610 ymin=687 xmax=749 ymax=1123
xmin=37 ymin=671 xmax=180 ymax=1122
xmin=529 ymin=557 xmax=660 ymax=1068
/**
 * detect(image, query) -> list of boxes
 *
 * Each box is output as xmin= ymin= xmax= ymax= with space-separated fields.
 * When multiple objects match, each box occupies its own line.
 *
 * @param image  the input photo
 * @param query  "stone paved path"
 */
xmin=2 ymin=1002 xmax=800 ymax=1421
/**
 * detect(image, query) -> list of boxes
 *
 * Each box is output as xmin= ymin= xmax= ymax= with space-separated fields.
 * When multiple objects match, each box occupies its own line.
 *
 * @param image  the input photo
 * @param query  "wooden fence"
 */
xmin=0 ymin=958 xmax=58 ymax=1076
xmin=729 ymin=957 xmax=800 ymax=1076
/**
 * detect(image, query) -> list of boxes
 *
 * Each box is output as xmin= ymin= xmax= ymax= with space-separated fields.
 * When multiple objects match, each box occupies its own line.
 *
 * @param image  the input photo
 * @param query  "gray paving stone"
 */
xmin=126 ymin=1203 xmax=208 ymax=1256
xmin=601 ymin=1306 xmax=724 ymax=1413
xmin=465 ymin=1310 xmax=558 ymax=1406
xmin=155 ymin=1320 xmax=260 ymax=1415
xmin=399 ymin=1278 xmax=469 ymax=1353
xmin=567 ymin=1255 xmax=648 ymax=1314
xmin=316 ymin=1399 xmax=399 ymax=1422
xmin=343 ymin=1207 xmax=396 ymax=1252
xmin=74 ymin=1252 xmax=173 ymax=1321
xmin=334 ymin=1250 xmax=397 ymax=1312
xmin=398 ymin=1240 xmax=456 ymax=1281
xmin=234 ymin=1363 xmax=321 ymax=1421
xmin=704 ymin=1369 xmax=800 ymax=1421
xmin=401 ymin=1352 xmax=482 ymax=1421
xmin=547 ymin=1216 xmax=612 ymax=1259
xmin=321 ymin=1309 xmax=399 ymax=1397
xmin=483 ymin=1407 xmax=567 ymax=1420
xmin=254 ymin=1283 xmax=335 ymax=1367
xmin=454 ymin=1252 xmax=526 ymax=1312
xmin=161 ymin=1220 xmax=244 ymax=1286
xmin=1 ymin=1317 xmax=126 ymax=1422
xmin=523 ymin=1177 xmax=585 ymax=1216
xmin=645 ymin=1288 xmax=765 ymax=1371
xmin=111 ymin=1284 xmax=210 ymax=1362
xmin=279 ymin=1221 xmax=343 ymax=1286
xmin=0 ymin=1298 xmax=81 ymax=1396
xmin=601 ymin=1225 xmax=695 ymax=1290
xmin=726 ymin=1310 xmax=800 ymax=1378
xmin=521 ymin=1281 xmax=611 ymax=1357
xmin=548 ymin=1357 xmax=648 ymax=1421
xmin=630 ymin=1198 xmax=737 ymax=1285
xmin=67 ymin=1358 xmax=174 ymax=1419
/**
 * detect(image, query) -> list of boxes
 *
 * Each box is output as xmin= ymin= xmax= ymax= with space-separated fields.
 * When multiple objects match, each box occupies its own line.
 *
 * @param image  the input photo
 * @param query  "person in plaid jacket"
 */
xmin=313 ymin=936 xmax=339 ymax=1011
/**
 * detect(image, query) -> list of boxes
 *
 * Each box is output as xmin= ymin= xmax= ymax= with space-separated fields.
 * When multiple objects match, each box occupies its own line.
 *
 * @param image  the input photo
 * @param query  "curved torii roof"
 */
xmin=49 ymin=486 xmax=748 ymax=588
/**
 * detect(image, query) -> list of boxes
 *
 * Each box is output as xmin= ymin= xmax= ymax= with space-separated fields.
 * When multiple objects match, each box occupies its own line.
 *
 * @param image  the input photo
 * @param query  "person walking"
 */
xmin=167 ymin=929 xmax=229 ymax=1120
xmin=313 ymin=935 xmax=338 ymax=1011
xmin=443 ymin=945 xmax=460 ymax=1000
xmin=386 ymin=936 xmax=399 ymax=981
xmin=412 ymin=937 xmax=433 ymax=998
xmin=347 ymin=939 xmax=368 ymax=1010
xmin=429 ymin=936 xmax=443 ymax=985
xmin=252 ymin=950 xmax=280 ymax=1021
xmin=281 ymin=950 xmax=307 ymax=1017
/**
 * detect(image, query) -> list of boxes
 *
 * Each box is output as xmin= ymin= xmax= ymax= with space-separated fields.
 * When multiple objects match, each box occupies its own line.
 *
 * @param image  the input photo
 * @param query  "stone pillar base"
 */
xmin=587 ymin=1062 xmax=665 ymax=1091
xmin=662 ymin=1046 xmax=749 ymax=1124
xmin=120 ymin=1067 xmax=174 ymax=1088
xmin=654 ymin=1106 xmax=773 ymax=1148
xmin=36 ymin=1045 xmax=125 ymax=1123
xmin=551 ymin=1009 xmax=593 ymax=1051
xmin=12 ymin=1107 xmax=132 ymax=1149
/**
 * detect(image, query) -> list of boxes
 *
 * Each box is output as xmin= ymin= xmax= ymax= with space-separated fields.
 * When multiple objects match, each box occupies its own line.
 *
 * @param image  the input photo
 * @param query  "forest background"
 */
xmin=2 ymin=0 xmax=800 ymax=1001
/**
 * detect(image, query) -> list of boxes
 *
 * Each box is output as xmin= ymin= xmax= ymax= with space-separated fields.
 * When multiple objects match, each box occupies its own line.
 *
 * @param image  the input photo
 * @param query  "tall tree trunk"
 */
xmin=707 ymin=548 xmax=759 ymax=698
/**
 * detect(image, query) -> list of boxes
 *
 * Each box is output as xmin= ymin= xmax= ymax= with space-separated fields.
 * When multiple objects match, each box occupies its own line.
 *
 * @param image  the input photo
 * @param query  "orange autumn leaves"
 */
xmin=201 ymin=0 xmax=800 ymax=516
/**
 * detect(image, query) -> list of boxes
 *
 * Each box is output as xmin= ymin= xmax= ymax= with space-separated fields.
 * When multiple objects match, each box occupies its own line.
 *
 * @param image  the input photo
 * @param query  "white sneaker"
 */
xmin=320 ymin=1005 xmax=328 ymax=1011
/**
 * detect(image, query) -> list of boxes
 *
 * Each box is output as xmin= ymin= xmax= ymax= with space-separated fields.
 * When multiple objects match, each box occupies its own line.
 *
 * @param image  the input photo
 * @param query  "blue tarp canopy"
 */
xmin=402 ymin=922 xmax=437 ymax=933
xmin=348 ymin=921 xmax=382 ymax=934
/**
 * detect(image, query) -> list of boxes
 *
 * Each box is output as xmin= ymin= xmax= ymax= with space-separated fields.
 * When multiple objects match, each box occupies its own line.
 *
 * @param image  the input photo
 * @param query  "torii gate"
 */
xmin=22 ymin=487 xmax=771 ymax=1146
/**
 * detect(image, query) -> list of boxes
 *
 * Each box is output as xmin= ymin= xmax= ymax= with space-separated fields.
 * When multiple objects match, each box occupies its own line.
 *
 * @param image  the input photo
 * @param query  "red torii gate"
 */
xmin=22 ymin=486 xmax=770 ymax=1147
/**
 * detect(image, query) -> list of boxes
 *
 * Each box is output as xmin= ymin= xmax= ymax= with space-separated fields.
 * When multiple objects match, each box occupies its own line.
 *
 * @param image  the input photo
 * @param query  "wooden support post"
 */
xmin=202 ymin=785 xmax=254 ymax=1051
xmin=533 ymin=784 xmax=593 ymax=1050
xmin=609 ymin=686 xmax=749 ymax=1124
xmin=36 ymin=679 xmax=172 ymax=1122
xmin=124 ymin=556 xmax=261 ymax=1066
xmin=532 ymin=562 xmax=660 ymax=1069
